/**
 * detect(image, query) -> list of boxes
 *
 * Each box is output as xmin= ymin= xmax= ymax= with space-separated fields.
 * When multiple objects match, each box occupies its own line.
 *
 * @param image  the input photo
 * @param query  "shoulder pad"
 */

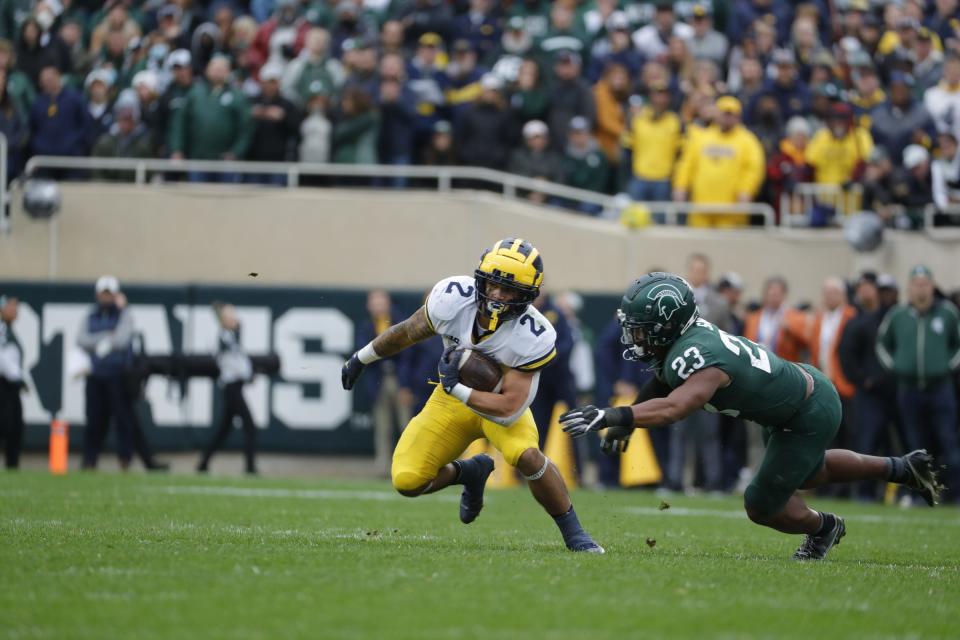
xmin=513 ymin=308 xmax=558 ymax=372
xmin=425 ymin=276 xmax=476 ymax=331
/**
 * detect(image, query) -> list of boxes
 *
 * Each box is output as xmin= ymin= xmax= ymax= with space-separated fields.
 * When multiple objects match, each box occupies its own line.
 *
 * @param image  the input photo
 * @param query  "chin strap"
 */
xmin=486 ymin=303 xmax=502 ymax=331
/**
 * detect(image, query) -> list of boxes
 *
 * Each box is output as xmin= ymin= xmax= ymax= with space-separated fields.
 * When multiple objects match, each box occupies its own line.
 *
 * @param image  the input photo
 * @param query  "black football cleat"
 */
xmin=901 ymin=449 xmax=943 ymax=507
xmin=459 ymin=454 xmax=495 ymax=524
xmin=793 ymin=515 xmax=846 ymax=561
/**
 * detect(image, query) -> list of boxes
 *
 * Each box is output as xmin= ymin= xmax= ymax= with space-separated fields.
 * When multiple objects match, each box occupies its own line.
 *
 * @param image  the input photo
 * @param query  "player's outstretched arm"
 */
xmin=625 ymin=368 xmax=728 ymax=426
xmin=560 ymin=368 xmax=728 ymax=437
xmin=341 ymin=306 xmax=435 ymax=390
xmin=595 ymin=375 xmax=676 ymax=453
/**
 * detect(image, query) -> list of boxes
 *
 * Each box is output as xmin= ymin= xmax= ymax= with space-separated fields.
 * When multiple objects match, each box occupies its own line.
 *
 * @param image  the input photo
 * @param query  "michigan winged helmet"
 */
xmin=474 ymin=238 xmax=544 ymax=330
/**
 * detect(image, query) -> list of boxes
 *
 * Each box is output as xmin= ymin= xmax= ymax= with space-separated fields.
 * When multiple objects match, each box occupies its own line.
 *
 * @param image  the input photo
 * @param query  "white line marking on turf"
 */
xmin=622 ymin=506 xmax=960 ymax=527
xmin=151 ymin=485 xmax=459 ymax=502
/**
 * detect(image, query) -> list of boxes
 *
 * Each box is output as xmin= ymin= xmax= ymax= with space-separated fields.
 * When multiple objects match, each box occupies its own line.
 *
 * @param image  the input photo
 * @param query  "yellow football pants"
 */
xmin=391 ymin=386 xmax=539 ymax=493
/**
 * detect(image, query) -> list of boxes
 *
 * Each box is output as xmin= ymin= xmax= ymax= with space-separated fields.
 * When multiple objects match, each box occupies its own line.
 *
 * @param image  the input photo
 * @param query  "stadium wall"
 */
xmin=2 ymin=184 xmax=959 ymax=301
xmin=0 ymin=281 xmax=622 ymax=455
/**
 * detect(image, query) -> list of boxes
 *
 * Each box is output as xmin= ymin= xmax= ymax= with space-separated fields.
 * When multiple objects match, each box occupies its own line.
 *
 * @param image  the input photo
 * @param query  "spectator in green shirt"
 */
xmin=562 ymin=115 xmax=610 ymax=215
xmin=332 ymin=85 xmax=380 ymax=165
xmin=0 ymin=38 xmax=34 ymax=118
xmin=877 ymin=265 xmax=960 ymax=502
xmin=169 ymin=56 xmax=252 ymax=183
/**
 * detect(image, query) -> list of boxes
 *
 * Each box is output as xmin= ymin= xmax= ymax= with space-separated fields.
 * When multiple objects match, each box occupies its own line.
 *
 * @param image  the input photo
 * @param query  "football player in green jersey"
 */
xmin=561 ymin=273 xmax=944 ymax=560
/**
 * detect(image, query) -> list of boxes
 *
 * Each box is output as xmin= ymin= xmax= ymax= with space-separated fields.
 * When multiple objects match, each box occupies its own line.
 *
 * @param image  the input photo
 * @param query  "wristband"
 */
xmin=358 ymin=343 xmax=381 ymax=364
xmin=451 ymin=383 xmax=473 ymax=403
xmin=605 ymin=406 xmax=635 ymax=428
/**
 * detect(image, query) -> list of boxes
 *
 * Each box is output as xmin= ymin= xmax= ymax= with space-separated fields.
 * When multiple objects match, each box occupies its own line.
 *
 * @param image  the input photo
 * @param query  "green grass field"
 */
xmin=1 ymin=472 xmax=958 ymax=640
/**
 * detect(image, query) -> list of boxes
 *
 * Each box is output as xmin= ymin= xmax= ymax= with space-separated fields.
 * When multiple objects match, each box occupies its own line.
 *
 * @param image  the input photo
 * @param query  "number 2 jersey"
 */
xmin=424 ymin=275 xmax=558 ymax=373
xmin=659 ymin=318 xmax=809 ymax=427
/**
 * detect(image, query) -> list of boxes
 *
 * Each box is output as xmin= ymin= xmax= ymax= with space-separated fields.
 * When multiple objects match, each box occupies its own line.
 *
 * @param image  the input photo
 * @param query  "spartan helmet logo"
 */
xmin=647 ymin=283 xmax=686 ymax=321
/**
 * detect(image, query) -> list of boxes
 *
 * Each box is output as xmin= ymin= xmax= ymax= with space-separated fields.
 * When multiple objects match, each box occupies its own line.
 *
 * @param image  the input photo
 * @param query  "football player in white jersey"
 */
xmin=342 ymin=238 xmax=603 ymax=553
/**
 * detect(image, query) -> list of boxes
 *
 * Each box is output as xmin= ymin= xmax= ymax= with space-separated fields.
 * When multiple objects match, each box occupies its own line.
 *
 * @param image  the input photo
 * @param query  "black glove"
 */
xmin=437 ymin=345 xmax=461 ymax=394
xmin=341 ymin=353 xmax=365 ymax=390
xmin=600 ymin=426 xmax=634 ymax=455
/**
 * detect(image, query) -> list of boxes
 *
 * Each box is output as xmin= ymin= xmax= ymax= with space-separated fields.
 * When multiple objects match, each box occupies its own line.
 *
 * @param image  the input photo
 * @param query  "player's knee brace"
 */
xmin=522 ymin=454 xmax=550 ymax=481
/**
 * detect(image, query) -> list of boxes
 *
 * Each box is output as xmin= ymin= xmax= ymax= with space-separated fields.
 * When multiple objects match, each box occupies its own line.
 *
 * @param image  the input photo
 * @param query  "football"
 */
xmin=455 ymin=348 xmax=503 ymax=393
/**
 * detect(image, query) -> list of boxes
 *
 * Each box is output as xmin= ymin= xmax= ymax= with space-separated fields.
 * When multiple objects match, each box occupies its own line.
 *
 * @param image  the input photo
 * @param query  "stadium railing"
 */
xmin=779 ymin=182 xmax=864 ymax=227
xmin=20 ymin=155 xmax=777 ymax=227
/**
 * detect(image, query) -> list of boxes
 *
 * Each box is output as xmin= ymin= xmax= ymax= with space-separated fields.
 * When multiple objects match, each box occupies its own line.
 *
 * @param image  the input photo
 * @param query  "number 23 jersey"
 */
xmin=424 ymin=275 xmax=557 ymax=372
xmin=660 ymin=318 xmax=809 ymax=426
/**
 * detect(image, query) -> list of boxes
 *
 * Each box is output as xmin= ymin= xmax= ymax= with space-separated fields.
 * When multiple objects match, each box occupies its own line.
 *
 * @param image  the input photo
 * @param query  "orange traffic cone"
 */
xmin=49 ymin=419 xmax=69 ymax=475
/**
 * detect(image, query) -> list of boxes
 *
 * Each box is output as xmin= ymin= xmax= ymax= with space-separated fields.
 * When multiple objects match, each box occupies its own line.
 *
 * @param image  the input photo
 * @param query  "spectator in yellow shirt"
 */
xmin=624 ymin=80 xmax=681 ymax=204
xmin=877 ymin=16 xmax=943 ymax=57
xmin=804 ymin=102 xmax=873 ymax=226
xmin=672 ymin=96 xmax=766 ymax=227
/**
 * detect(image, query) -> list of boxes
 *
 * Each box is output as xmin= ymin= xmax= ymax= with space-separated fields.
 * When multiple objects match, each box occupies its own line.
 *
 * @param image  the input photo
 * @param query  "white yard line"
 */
xmin=151 ymin=485 xmax=459 ymax=502
xmin=622 ymin=506 xmax=960 ymax=527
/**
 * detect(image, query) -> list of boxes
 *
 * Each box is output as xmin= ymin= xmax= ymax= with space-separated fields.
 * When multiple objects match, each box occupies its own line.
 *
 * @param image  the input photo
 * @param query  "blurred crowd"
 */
xmin=5 ymin=0 xmax=960 ymax=226
xmin=356 ymin=257 xmax=960 ymax=503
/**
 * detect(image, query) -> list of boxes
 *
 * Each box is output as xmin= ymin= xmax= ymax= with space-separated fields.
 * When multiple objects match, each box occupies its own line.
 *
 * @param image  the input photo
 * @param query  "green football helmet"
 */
xmin=618 ymin=272 xmax=699 ymax=363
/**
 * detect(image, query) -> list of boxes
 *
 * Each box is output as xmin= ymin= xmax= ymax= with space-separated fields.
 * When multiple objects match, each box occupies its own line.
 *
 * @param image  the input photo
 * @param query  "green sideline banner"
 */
xmin=1 ymin=281 xmax=619 ymax=454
